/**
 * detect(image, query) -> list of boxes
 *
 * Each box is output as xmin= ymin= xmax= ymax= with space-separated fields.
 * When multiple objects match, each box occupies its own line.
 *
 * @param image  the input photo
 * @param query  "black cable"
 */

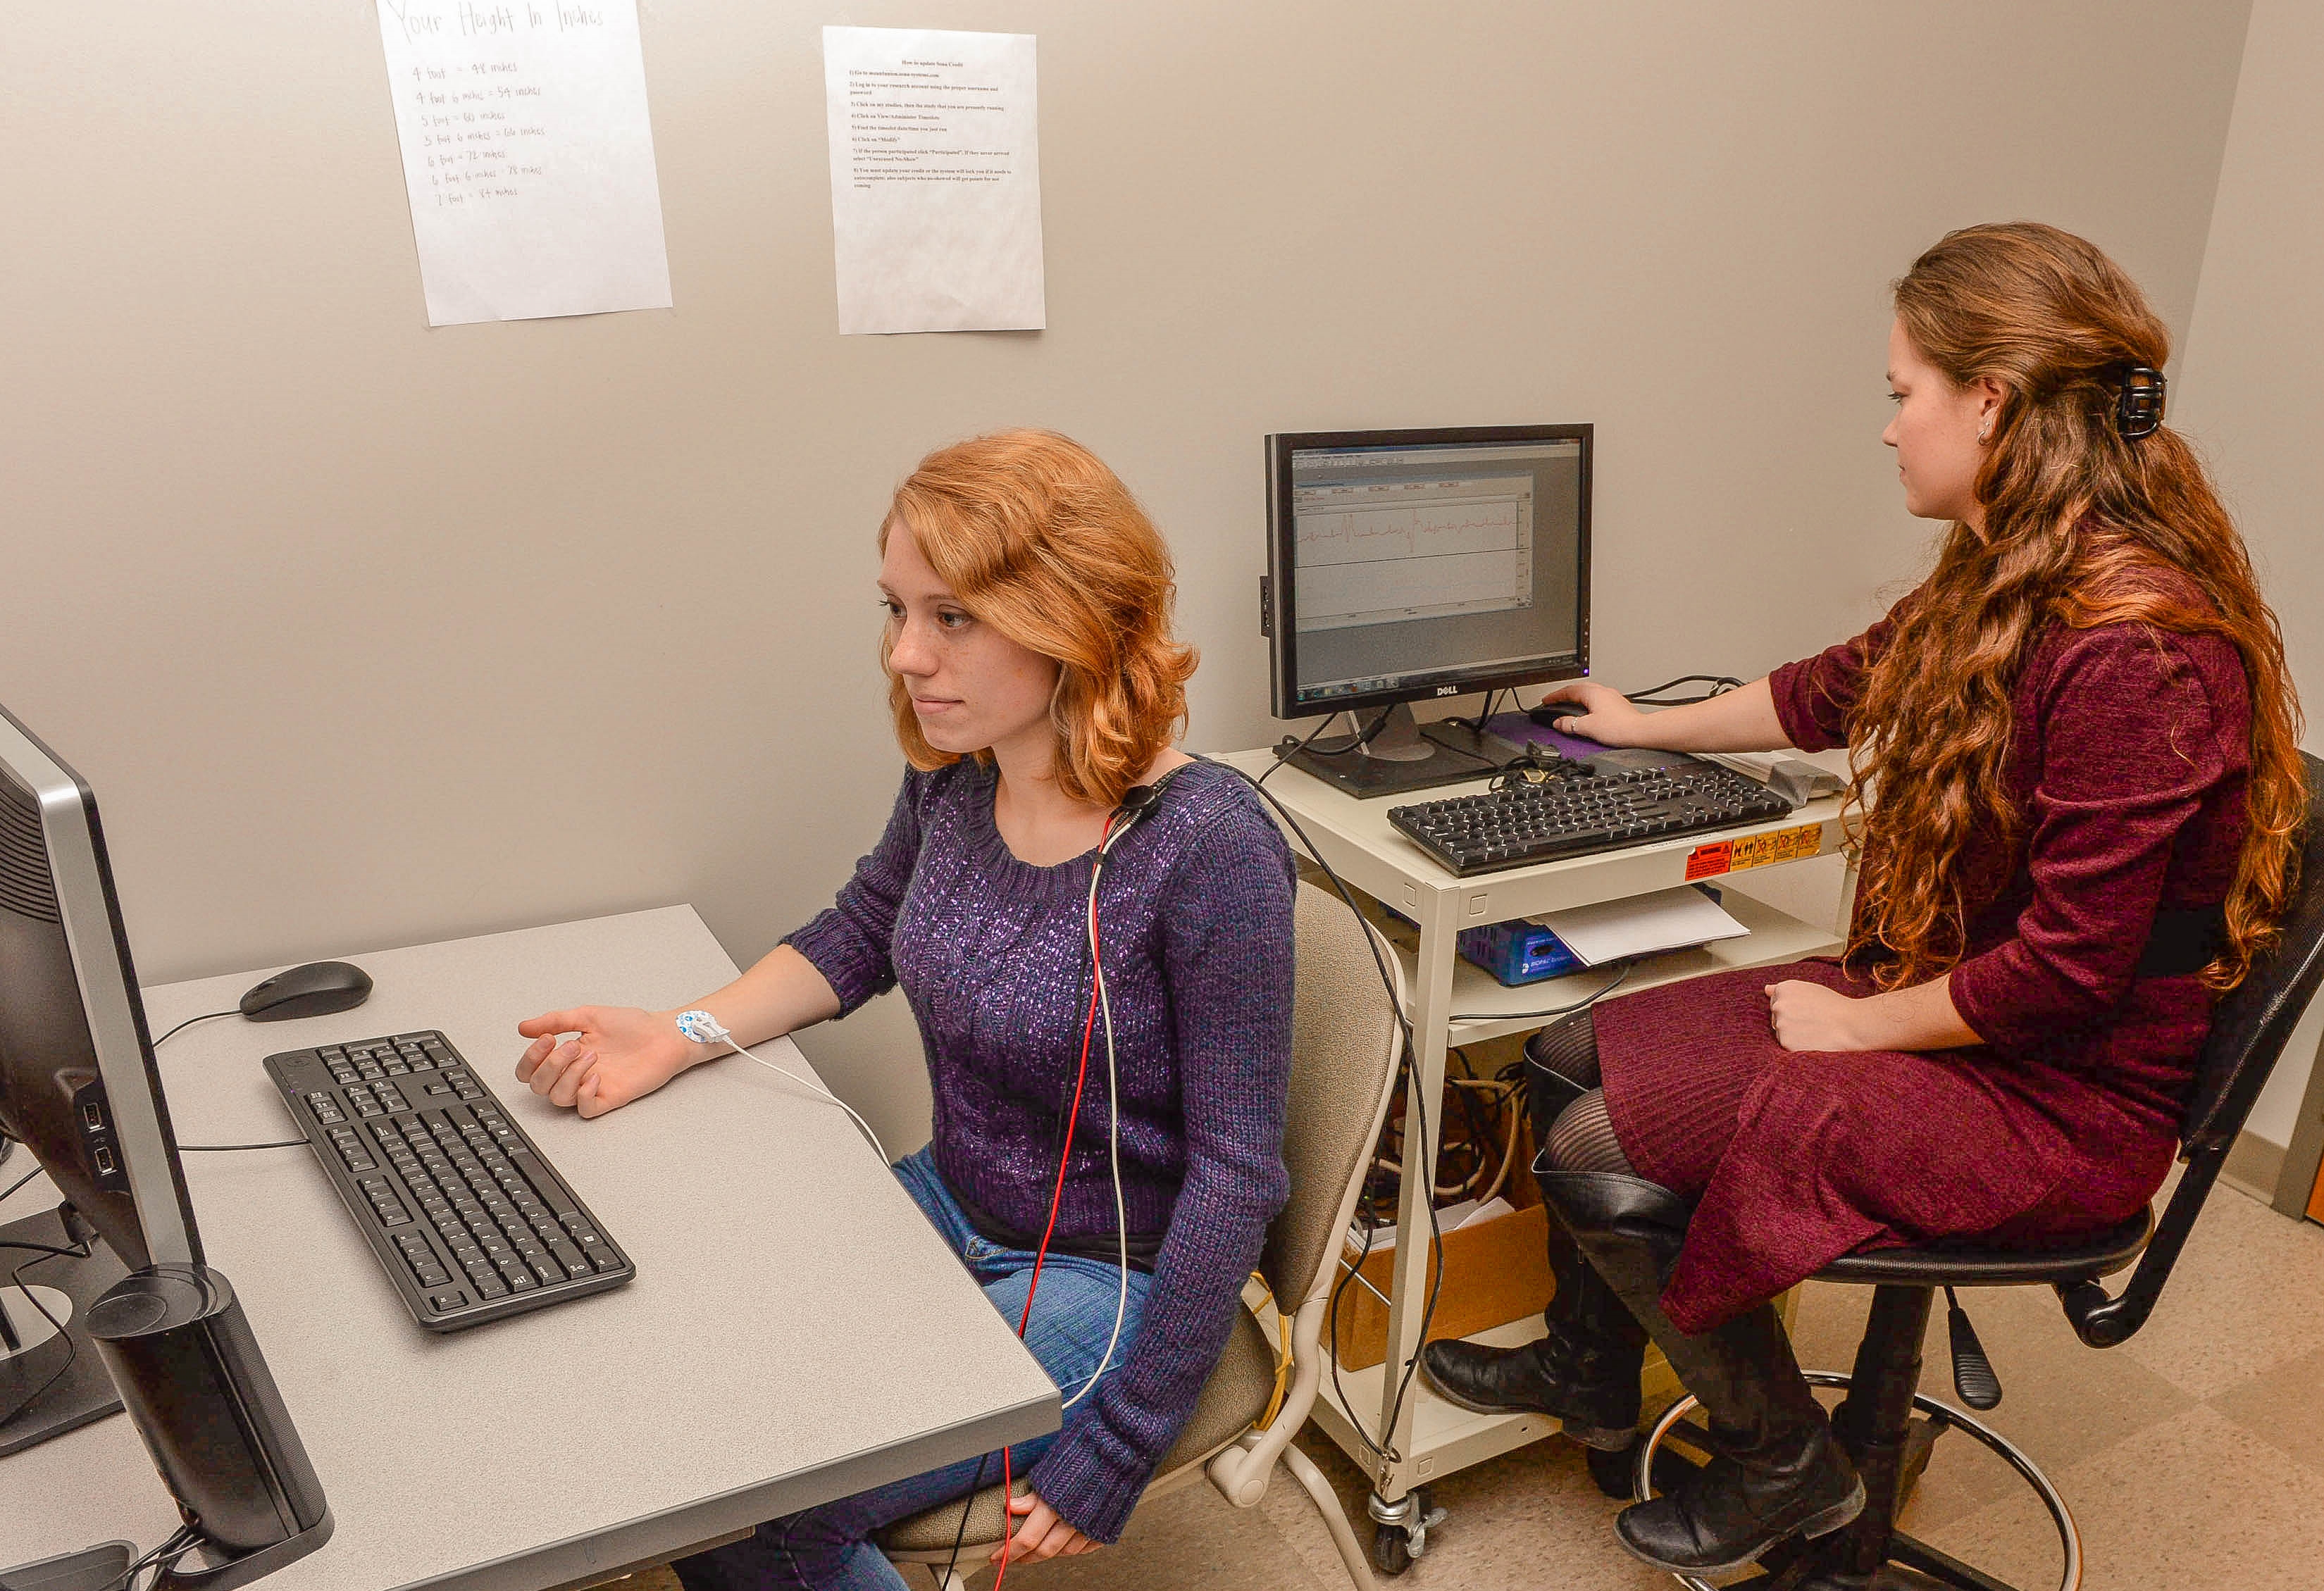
xmin=1623 ymin=674 xmax=1742 ymax=707
xmin=1627 ymin=674 xmax=1734 ymax=697
xmin=0 ymin=1235 xmax=93 ymax=1262
xmin=935 ymin=1449 xmax=998 ymax=1588
xmin=1200 ymin=754 xmax=1443 ymax=1462
xmin=178 ymin=1140 xmax=307 ymax=1153
xmin=4 ymin=1246 xmax=89 ymax=1435
xmin=108 ymin=1523 xmax=202 ymax=1591
xmin=1447 ymin=959 xmax=1634 ymax=1023
xmin=149 ymin=1009 xmax=240 ymax=1047
xmin=1373 ymin=1066 xmax=1444 ymax=1464
xmin=1212 ymin=749 xmax=1670 ymax=1455
xmin=1305 ymin=707 xmax=1396 ymax=757
xmin=1326 ymin=1206 xmax=1381 ymax=1447
xmin=0 ymin=1163 xmax=41 ymax=1211
xmin=1445 ymin=1049 xmax=1499 ymax=1195
xmin=1447 ymin=688 xmax=1500 ymax=737
xmin=1262 ymin=706 xmax=1396 ymax=784
xmin=1200 ymin=757 xmax=1415 ymax=1068
xmin=1488 ymin=754 xmax=1559 ymax=792
xmin=1257 ymin=711 xmax=1347 ymax=786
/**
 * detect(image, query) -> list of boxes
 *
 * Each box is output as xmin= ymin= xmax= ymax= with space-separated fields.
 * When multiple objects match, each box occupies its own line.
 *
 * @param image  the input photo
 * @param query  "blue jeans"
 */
xmin=671 ymin=1149 xmax=1152 ymax=1591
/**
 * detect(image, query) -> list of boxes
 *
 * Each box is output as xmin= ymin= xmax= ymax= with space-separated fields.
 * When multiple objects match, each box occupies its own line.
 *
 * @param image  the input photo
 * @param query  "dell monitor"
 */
xmin=1262 ymin=425 xmax=1591 ymax=796
xmin=0 ymin=702 xmax=330 ymax=1591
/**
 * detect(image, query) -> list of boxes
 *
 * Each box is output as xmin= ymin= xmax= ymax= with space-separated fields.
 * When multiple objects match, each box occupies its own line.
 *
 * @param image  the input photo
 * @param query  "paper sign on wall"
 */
xmin=822 ymin=27 xmax=1046 ymax=335
xmin=375 ymin=1 xmax=673 ymax=326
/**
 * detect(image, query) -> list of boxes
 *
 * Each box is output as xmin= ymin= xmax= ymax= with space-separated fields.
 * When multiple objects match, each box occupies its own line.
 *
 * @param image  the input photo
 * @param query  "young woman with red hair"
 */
xmin=511 ymin=430 xmax=1297 ymax=1590
xmin=1423 ymin=222 xmax=2303 ymax=1578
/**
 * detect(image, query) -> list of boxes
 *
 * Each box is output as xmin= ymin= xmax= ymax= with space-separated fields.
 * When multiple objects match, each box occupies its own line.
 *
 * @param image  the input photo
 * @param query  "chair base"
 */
xmin=1634 ymin=1373 xmax=2078 ymax=1591
xmin=1785 ymin=1568 xmax=1954 ymax=1590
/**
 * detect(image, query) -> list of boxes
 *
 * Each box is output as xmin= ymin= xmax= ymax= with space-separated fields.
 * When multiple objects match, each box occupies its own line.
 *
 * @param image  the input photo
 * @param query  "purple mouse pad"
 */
xmin=1483 ymin=711 xmax=1608 ymax=762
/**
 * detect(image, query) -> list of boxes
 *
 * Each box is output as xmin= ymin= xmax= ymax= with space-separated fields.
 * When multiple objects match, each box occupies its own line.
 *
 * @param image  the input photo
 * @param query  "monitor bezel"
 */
xmin=1264 ymin=423 xmax=1593 ymax=721
xmin=0 ymin=703 xmax=202 ymax=1271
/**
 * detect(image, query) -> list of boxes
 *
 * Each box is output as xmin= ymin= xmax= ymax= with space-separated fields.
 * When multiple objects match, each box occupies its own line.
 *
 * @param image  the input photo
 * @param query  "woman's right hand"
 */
xmin=515 ymin=1006 xmax=696 ymax=1118
xmin=1531 ymin=680 xmax=1661 ymax=749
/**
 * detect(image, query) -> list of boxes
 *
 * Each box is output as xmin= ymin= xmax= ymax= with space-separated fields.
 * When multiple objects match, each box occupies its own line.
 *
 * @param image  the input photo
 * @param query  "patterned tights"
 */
xmin=1527 ymin=1011 xmax=1637 ymax=1175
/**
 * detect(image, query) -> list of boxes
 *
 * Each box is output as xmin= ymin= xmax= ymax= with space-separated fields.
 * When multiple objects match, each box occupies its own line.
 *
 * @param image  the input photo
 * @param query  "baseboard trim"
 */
xmin=2222 ymin=1130 xmax=2288 ymax=1207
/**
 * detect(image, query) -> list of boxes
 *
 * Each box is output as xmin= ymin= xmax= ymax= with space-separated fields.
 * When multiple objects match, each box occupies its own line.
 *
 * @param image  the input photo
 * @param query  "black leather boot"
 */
xmin=1540 ymin=1171 xmax=1864 ymax=1578
xmin=1418 ymin=1036 xmax=1646 ymax=1449
xmin=1419 ymin=1226 xmax=1647 ymax=1448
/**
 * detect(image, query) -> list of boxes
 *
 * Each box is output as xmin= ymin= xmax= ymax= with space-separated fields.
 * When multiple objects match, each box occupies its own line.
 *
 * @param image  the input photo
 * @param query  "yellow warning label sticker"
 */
xmin=1684 ymin=821 xmax=1822 ymax=880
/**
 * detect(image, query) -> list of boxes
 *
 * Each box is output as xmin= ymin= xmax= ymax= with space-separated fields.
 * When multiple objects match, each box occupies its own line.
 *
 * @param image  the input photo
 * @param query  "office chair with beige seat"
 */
xmin=879 ymin=878 xmax=1405 ymax=1590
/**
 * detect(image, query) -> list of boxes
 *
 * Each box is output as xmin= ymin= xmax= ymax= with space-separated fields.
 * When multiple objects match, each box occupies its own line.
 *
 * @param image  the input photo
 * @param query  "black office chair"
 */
xmin=1629 ymin=752 xmax=2324 ymax=1591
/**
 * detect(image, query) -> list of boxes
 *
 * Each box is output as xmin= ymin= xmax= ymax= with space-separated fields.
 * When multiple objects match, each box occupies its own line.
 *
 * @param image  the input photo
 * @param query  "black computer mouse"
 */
xmin=1527 ymin=701 xmax=1576 ymax=728
xmin=238 ymin=961 xmax=373 ymax=1022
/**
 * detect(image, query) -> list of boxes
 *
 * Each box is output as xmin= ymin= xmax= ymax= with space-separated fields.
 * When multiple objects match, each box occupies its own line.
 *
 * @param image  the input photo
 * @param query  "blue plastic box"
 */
xmin=1393 ymin=882 xmax=1725 ymax=987
xmin=1458 ymin=918 xmax=1584 ymax=986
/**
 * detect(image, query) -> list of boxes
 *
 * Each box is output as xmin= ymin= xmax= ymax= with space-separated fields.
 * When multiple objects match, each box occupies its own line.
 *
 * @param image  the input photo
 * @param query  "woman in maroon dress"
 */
xmin=1422 ymin=222 xmax=2306 ymax=1578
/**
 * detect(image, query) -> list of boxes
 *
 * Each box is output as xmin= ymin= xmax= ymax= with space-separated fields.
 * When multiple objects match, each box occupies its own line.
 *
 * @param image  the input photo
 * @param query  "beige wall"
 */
xmin=2177 ymin=0 xmax=2324 ymax=1152
xmin=1 ymin=4 xmax=2252 ymax=1142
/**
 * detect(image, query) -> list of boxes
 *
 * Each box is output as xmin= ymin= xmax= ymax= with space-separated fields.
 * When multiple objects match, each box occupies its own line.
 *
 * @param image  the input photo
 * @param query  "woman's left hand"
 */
xmin=990 ymin=1489 xmax=1098 ymax=1566
xmin=1764 ymin=980 xmax=1868 ymax=1052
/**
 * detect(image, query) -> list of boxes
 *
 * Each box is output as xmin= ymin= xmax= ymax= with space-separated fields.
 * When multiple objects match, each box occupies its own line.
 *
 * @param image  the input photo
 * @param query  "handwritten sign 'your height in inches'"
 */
xmin=378 ymin=2 xmax=671 ymax=325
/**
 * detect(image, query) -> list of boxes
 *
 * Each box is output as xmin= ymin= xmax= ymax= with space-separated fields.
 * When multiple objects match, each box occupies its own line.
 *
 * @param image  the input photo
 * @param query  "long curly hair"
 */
xmin=1846 ymin=222 xmax=2304 ymax=993
xmin=881 ymin=429 xmax=1198 ymax=809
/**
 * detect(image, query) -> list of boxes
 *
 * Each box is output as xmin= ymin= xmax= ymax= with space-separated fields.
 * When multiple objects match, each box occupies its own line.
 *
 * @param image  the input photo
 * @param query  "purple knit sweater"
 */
xmin=783 ymin=757 xmax=1295 ymax=1541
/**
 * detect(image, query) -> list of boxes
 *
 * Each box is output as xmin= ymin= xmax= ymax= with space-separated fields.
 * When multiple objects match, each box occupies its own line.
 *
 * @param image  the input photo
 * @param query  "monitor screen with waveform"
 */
xmin=1265 ymin=426 xmax=1589 ymax=720
xmin=1292 ymin=473 xmax=1534 ymax=630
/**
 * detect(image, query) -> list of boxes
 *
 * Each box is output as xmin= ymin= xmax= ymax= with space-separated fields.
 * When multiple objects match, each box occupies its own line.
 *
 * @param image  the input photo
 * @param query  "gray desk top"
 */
xmin=0 ymin=906 xmax=1057 ymax=1591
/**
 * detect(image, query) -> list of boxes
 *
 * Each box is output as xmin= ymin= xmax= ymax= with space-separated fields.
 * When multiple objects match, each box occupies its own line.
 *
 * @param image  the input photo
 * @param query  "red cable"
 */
xmin=994 ymin=812 xmax=1116 ymax=1590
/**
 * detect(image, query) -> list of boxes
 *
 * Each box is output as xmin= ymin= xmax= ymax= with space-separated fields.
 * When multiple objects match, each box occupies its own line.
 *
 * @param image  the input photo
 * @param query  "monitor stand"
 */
xmin=0 ymin=1542 xmax=137 ymax=1591
xmin=1279 ymin=702 xmax=1498 ymax=799
xmin=0 ymin=1207 xmax=127 ymax=1458
xmin=1417 ymin=716 xmax=1505 ymax=765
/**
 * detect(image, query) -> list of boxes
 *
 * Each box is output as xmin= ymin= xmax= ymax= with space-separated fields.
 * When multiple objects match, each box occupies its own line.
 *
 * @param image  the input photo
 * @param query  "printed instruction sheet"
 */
xmin=375 ymin=1 xmax=673 ymax=326
xmin=823 ymin=27 xmax=1046 ymax=335
xmin=1536 ymin=885 xmax=1751 ymax=968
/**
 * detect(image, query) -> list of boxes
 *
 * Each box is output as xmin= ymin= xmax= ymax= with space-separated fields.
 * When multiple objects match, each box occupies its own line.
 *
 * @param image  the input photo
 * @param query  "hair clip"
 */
xmin=2111 ymin=365 xmax=2166 ymax=439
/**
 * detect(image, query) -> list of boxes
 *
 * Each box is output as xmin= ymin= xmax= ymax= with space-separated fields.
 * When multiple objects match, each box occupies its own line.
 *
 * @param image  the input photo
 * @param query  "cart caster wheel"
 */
xmin=1371 ymin=1525 xmax=1412 ymax=1577
xmin=1365 ymin=1484 xmax=1445 ymax=1576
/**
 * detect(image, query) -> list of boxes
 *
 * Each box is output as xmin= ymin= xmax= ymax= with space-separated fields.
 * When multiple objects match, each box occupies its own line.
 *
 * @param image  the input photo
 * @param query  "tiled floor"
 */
xmin=599 ymin=1177 xmax=2323 ymax=1591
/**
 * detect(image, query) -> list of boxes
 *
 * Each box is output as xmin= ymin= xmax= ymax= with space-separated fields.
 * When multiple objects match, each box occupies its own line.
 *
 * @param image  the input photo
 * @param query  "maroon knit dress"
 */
xmin=1594 ymin=585 xmax=2252 ymax=1334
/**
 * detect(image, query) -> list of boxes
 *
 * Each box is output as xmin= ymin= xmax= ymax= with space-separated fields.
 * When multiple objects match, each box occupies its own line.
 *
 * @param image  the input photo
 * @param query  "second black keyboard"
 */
xmin=263 ymin=1031 xmax=634 ymax=1330
xmin=1388 ymin=753 xmax=1795 ymax=876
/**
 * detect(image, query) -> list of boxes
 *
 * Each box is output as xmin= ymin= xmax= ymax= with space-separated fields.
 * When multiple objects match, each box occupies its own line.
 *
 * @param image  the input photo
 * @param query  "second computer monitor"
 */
xmin=1265 ymin=425 xmax=1590 ymax=720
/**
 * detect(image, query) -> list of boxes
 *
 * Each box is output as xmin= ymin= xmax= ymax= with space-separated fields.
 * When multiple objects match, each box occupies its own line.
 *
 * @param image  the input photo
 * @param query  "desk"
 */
xmin=0 ymin=907 xmax=1057 ymax=1591
xmin=1217 ymin=749 xmax=1852 ymax=1521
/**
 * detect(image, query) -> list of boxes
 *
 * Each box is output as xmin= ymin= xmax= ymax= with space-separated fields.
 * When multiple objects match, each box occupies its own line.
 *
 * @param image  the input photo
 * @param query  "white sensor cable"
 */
xmin=673 ymin=1009 xmax=888 ymax=1166
xmin=1060 ymin=816 xmax=1135 ymax=1411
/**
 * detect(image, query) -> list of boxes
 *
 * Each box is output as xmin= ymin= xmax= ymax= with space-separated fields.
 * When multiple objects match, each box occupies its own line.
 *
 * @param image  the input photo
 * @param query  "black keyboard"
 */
xmin=1388 ymin=751 xmax=1795 ymax=876
xmin=263 ymin=1031 xmax=634 ymax=1331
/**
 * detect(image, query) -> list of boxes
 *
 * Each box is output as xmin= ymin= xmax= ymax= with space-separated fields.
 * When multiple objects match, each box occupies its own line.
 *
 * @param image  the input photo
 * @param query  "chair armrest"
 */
xmin=2053 ymin=1277 xmax=2149 ymax=1349
xmin=2055 ymin=1142 xmax=2229 ymax=1348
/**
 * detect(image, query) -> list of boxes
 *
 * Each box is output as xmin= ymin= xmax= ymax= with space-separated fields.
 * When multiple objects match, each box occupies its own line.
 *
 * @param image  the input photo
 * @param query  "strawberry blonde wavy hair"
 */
xmin=1846 ymin=222 xmax=2304 ymax=994
xmin=879 ymin=429 xmax=1198 ymax=809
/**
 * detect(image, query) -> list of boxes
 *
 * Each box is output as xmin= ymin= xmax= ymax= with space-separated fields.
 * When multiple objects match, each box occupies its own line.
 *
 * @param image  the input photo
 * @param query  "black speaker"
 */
xmin=85 ymin=1266 xmax=330 ymax=1588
